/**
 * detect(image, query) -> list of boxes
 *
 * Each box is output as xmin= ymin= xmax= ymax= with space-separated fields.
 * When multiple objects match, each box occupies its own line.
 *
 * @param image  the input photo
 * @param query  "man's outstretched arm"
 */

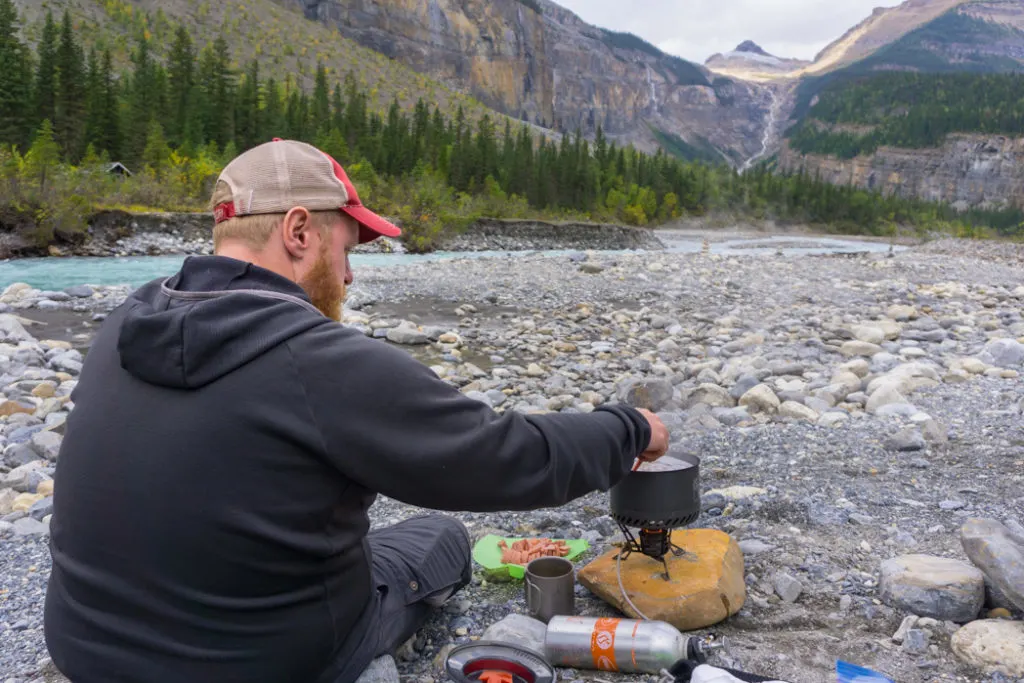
xmin=291 ymin=325 xmax=668 ymax=512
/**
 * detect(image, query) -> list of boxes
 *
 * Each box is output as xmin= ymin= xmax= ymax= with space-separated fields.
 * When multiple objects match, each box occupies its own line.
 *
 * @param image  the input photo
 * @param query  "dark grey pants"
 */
xmin=363 ymin=515 xmax=473 ymax=659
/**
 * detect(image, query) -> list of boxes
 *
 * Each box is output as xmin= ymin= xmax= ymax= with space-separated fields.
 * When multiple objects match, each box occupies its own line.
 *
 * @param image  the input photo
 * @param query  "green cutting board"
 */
xmin=471 ymin=534 xmax=590 ymax=580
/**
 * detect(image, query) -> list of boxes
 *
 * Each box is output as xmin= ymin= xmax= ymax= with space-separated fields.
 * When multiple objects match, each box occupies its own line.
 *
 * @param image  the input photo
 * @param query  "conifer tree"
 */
xmin=0 ymin=0 xmax=32 ymax=149
xmin=55 ymin=10 xmax=86 ymax=162
xmin=34 ymin=12 xmax=58 ymax=135
xmin=167 ymin=25 xmax=195 ymax=147
xmin=312 ymin=61 xmax=330 ymax=134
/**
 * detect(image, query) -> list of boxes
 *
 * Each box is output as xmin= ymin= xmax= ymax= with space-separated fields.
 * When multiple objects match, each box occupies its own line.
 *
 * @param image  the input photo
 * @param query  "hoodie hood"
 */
xmin=117 ymin=256 xmax=330 ymax=389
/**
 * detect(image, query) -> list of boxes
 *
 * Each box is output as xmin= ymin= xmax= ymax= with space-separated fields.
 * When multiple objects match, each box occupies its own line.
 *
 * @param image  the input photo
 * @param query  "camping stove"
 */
xmin=610 ymin=452 xmax=701 ymax=581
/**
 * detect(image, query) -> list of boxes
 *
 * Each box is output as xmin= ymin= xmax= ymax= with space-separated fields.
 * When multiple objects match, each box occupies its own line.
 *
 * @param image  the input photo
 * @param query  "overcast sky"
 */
xmin=554 ymin=0 xmax=905 ymax=64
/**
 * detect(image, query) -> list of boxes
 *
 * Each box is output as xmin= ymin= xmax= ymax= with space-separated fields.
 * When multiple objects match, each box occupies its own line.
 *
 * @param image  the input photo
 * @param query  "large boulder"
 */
xmin=960 ymin=518 xmax=1024 ymax=613
xmin=951 ymin=619 xmax=1024 ymax=677
xmin=879 ymin=554 xmax=985 ymax=622
xmin=577 ymin=529 xmax=745 ymax=631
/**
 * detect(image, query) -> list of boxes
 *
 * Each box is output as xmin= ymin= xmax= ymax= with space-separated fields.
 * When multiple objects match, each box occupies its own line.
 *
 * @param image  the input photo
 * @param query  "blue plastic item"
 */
xmin=836 ymin=661 xmax=894 ymax=683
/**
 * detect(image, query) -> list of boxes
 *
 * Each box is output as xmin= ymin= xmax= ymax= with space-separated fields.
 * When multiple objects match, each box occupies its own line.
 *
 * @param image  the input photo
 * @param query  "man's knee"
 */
xmin=402 ymin=514 xmax=471 ymax=555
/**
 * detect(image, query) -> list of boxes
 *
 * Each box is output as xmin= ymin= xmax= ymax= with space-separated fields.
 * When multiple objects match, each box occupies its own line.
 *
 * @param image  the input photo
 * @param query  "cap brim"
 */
xmin=341 ymin=205 xmax=402 ymax=244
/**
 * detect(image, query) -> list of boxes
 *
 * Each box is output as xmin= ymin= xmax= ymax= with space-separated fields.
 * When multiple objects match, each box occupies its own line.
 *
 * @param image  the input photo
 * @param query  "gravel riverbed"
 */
xmin=1 ymin=236 xmax=1023 ymax=683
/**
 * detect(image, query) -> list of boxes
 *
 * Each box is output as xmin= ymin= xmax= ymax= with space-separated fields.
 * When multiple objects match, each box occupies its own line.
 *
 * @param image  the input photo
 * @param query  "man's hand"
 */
xmin=635 ymin=409 xmax=669 ymax=463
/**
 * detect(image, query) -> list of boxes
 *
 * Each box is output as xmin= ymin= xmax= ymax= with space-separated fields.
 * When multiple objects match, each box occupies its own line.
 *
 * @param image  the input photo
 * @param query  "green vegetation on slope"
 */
xmin=0 ymin=0 xmax=1021 ymax=257
xmin=649 ymin=127 xmax=724 ymax=165
xmin=791 ymin=12 xmax=1024 ymax=123
xmin=788 ymin=72 xmax=1024 ymax=158
xmin=10 ymin=0 xmax=500 ymax=125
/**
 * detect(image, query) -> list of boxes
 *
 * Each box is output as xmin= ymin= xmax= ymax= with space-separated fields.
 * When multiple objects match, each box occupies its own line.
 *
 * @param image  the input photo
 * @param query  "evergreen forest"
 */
xmin=0 ymin=2 xmax=1020 ymax=253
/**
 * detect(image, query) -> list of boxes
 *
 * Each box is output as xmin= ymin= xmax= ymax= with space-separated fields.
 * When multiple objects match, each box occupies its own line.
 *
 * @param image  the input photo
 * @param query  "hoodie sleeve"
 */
xmin=289 ymin=324 xmax=652 ymax=513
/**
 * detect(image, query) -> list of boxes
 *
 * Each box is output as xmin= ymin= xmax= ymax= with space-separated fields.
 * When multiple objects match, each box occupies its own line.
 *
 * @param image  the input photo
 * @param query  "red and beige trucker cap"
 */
xmin=211 ymin=138 xmax=401 ymax=244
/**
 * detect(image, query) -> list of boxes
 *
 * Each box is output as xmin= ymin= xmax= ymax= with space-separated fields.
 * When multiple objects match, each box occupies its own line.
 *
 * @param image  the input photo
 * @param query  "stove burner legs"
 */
xmin=614 ymin=522 xmax=687 ymax=581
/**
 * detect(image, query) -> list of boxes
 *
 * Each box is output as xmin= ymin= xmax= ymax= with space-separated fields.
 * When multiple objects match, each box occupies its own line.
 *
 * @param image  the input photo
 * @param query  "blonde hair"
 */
xmin=210 ymin=181 xmax=337 ymax=251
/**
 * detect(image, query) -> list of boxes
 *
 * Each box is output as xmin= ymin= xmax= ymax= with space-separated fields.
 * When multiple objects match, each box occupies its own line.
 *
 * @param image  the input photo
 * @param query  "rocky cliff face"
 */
xmin=777 ymin=135 xmax=1024 ymax=210
xmin=284 ymin=0 xmax=773 ymax=164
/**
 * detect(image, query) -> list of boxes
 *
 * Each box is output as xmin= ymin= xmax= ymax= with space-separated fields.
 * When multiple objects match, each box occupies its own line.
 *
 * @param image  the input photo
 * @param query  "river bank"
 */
xmin=25 ymin=211 xmax=666 ymax=259
xmin=2 ymin=238 xmax=1023 ymax=683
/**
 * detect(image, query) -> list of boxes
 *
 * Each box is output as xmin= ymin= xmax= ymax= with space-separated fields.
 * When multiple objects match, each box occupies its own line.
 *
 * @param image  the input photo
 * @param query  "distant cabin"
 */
xmin=106 ymin=162 xmax=132 ymax=177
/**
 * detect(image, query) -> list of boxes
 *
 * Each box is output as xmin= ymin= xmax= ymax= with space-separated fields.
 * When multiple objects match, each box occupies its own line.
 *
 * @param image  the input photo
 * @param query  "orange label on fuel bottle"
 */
xmin=591 ymin=617 xmax=621 ymax=671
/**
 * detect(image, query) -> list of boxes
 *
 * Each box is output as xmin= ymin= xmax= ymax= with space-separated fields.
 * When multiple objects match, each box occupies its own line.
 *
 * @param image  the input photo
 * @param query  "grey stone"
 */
xmin=711 ymin=406 xmax=751 ymax=426
xmin=960 ymin=518 xmax=1024 ymax=613
xmin=617 ymin=378 xmax=674 ymax=412
xmin=30 ymin=430 xmax=62 ymax=461
xmin=940 ymin=500 xmax=966 ymax=511
xmin=888 ymin=428 xmax=925 ymax=452
xmin=0 ymin=314 xmax=36 ymax=343
xmin=870 ymin=352 xmax=900 ymax=374
xmin=485 ymin=390 xmax=507 ymax=407
xmin=29 ymin=495 xmax=53 ymax=521
xmin=386 ymin=326 xmax=429 ymax=345
xmin=3 ymin=460 xmax=46 ymax=492
xmin=4 ymin=443 xmax=39 ymax=468
xmin=979 ymin=339 xmax=1024 ymax=368
xmin=481 ymin=614 xmax=547 ymax=654
xmin=355 ymin=656 xmax=400 ymax=683
xmin=12 ymin=516 xmax=48 ymax=536
xmin=774 ymin=572 xmax=803 ymax=603
xmin=64 ymin=285 xmax=94 ymax=298
xmin=901 ymin=629 xmax=930 ymax=654
xmin=686 ymin=384 xmax=735 ymax=409
xmin=728 ymin=375 xmax=761 ymax=400
xmin=591 ymin=516 xmax=618 ymax=538
xmin=738 ymin=540 xmax=776 ymax=556
xmin=892 ymin=614 xmax=919 ymax=644
xmin=879 ymin=554 xmax=985 ymax=622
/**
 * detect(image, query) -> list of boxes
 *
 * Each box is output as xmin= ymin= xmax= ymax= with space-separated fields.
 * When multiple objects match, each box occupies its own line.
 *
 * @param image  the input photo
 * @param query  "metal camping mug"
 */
xmin=524 ymin=556 xmax=575 ymax=623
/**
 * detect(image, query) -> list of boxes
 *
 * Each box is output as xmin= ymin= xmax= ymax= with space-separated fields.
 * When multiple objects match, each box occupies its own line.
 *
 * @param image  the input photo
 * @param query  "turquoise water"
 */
xmin=0 ymin=236 xmax=902 ymax=290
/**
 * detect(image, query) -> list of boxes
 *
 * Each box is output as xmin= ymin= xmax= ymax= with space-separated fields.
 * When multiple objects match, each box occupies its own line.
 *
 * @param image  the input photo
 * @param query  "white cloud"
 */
xmin=553 ymin=0 xmax=905 ymax=63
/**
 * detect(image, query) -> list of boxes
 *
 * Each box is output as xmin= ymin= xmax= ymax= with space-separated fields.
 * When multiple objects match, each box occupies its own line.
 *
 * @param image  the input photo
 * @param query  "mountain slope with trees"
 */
xmin=0 ymin=0 xmax=1021 ymax=258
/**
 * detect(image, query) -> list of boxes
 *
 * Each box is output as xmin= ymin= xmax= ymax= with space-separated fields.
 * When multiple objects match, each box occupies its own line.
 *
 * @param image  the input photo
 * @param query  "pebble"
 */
xmin=773 ymin=571 xmax=803 ymax=603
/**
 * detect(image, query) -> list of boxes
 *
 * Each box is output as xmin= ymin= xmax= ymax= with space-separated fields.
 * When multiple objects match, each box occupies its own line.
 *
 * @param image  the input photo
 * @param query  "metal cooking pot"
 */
xmin=610 ymin=452 xmax=701 ymax=529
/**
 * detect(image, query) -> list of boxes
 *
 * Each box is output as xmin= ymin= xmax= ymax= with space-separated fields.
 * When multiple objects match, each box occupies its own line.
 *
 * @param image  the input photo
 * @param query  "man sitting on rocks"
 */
xmin=43 ymin=139 xmax=669 ymax=683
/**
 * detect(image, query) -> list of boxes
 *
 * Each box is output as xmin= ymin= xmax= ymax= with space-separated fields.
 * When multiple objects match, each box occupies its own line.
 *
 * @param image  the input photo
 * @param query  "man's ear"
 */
xmin=281 ymin=207 xmax=314 ymax=259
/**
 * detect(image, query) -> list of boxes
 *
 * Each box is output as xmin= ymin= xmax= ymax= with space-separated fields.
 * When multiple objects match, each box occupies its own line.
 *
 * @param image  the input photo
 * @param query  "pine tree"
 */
xmin=197 ymin=36 xmax=235 ymax=149
xmin=331 ymin=83 xmax=345 ymax=134
xmin=235 ymin=60 xmax=261 ymax=151
xmin=54 ymin=10 xmax=86 ymax=162
xmin=90 ymin=49 xmax=121 ymax=160
xmin=0 ymin=0 xmax=32 ymax=149
xmin=34 ymin=12 xmax=58 ymax=135
xmin=312 ymin=61 xmax=330 ymax=134
xmin=167 ymin=25 xmax=195 ymax=147
xmin=125 ymin=32 xmax=159 ymax=164
xmin=263 ymin=77 xmax=284 ymax=139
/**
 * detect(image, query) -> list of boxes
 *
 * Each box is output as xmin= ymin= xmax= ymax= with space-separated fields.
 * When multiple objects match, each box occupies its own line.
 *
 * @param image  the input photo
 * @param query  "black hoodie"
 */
xmin=43 ymin=255 xmax=652 ymax=683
